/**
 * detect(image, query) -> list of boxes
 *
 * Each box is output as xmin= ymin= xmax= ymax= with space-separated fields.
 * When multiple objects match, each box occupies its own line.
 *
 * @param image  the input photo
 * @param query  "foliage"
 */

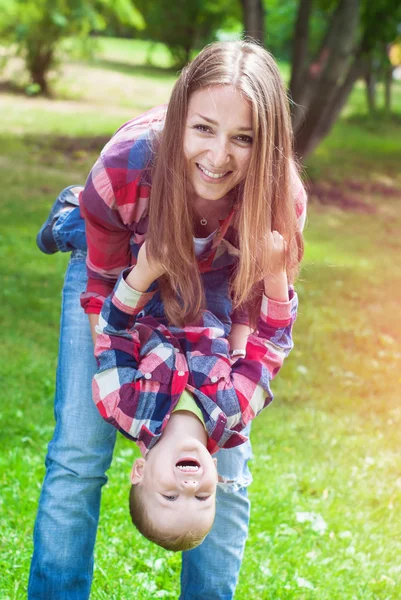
xmin=0 ymin=0 xmax=144 ymax=94
xmin=134 ymin=0 xmax=242 ymax=68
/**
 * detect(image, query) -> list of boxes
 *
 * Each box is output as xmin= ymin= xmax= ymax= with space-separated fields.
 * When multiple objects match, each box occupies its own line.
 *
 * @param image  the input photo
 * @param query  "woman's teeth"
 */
xmin=198 ymin=164 xmax=227 ymax=179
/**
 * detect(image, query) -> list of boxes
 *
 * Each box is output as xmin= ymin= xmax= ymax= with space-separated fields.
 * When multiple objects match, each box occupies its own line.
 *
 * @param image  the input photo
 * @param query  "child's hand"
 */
xmin=126 ymin=241 xmax=166 ymax=292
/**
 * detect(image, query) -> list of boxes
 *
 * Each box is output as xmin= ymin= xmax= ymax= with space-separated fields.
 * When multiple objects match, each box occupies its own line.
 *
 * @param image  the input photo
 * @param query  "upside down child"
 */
xmin=92 ymin=238 xmax=298 ymax=551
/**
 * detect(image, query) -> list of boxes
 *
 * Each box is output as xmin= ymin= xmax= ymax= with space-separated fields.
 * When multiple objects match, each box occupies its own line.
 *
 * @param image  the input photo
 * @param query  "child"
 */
xmin=92 ymin=236 xmax=297 ymax=551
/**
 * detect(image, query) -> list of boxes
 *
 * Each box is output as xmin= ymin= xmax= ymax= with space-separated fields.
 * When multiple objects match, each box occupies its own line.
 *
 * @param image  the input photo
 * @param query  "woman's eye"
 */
xmin=235 ymin=135 xmax=253 ymax=144
xmin=195 ymin=495 xmax=210 ymax=502
xmin=163 ymin=495 xmax=178 ymax=501
xmin=194 ymin=124 xmax=212 ymax=133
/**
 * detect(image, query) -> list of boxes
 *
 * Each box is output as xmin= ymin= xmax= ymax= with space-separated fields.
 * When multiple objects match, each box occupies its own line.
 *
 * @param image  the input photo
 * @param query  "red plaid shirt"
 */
xmin=79 ymin=105 xmax=307 ymax=317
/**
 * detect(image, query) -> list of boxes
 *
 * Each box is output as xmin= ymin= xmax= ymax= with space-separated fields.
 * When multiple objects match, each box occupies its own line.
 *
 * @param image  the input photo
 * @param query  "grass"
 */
xmin=1 ymin=37 xmax=401 ymax=599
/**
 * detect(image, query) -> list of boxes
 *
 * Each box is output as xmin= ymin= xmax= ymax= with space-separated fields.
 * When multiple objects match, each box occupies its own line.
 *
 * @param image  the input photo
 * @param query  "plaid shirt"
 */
xmin=93 ymin=270 xmax=298 ymax=455
xmin=79 ymin=105 xmax=307 ymax=319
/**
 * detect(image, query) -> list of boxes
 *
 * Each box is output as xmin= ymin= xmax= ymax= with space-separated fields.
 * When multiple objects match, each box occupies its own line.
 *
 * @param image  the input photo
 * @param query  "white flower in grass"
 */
xmin=296 ymin=365 xmax=308 ymax=375
xmin=154 ymin=558 xmax=165 ymax=571
xmin=260 ymin=561 xmax=272 ymax=577
xmin=296 ymin=511 xmax=328 ymax=535
xmin=338 ymin=530 xmax=353 ymax=539
xmin=297 ymin=577 xmax=315 ymax=590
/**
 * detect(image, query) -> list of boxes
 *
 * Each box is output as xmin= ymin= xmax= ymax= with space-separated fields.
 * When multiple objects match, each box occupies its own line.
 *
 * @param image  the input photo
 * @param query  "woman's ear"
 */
xmin=130 ymin=458 xmax=146 ymax=484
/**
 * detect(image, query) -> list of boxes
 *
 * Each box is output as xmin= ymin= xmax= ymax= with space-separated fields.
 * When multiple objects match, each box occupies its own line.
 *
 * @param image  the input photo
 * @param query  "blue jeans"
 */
xmin=28 ymin=203 xmax=253 ymax=599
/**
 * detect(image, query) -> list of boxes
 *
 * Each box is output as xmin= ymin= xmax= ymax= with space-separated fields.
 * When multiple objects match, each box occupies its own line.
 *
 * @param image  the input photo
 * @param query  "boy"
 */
xmin=92 ymin=239 xmax=297 ymax=551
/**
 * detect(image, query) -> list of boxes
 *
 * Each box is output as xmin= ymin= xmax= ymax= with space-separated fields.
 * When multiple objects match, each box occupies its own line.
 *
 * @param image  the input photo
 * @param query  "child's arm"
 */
xmin=188 ymin=231 xmax=297 ymax=448
xmin=92 ymin=244 xmax=187 ymax=451
xmin=229 ymin=231 xmax=295 ymax=426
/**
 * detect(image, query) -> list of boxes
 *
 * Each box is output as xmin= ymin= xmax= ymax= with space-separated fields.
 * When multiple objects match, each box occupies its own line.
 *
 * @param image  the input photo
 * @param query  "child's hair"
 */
xmin=147 ymin=39 xmax=304 ymax=328
xmin=129 ymin=484 xmax=209 ymax=552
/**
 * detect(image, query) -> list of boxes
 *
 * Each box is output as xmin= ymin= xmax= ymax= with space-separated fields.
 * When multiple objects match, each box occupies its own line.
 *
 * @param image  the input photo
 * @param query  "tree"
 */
xmin=288 ymin=0 xmax=401 ymax=158
xmin=0 ymin=0 xmax=144 ymax=95
xmin=240 ymin=0 xmax=265 ymax=44
xmin=134 ymin=0 xmax=241 ymax=68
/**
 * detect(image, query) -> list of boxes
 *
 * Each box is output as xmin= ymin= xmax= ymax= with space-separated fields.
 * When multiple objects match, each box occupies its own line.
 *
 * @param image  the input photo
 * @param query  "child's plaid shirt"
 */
xmin=93 ymin=269 xmax=298 ymax=455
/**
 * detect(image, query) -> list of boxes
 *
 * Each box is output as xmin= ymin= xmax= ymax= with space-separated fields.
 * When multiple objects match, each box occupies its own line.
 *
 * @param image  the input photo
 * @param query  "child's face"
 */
xmin=131 ymin=437 xmax=218 ymax=536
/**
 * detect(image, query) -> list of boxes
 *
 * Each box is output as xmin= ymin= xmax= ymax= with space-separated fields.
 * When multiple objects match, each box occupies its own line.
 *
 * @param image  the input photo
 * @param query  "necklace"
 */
xmin=196 ymin=200 xmax=233 ymax=226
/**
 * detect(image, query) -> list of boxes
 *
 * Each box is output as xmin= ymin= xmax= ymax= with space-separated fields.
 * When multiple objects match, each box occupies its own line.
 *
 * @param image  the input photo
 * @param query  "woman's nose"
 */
xmin=208 ymin=138 xmax=230 ymax=168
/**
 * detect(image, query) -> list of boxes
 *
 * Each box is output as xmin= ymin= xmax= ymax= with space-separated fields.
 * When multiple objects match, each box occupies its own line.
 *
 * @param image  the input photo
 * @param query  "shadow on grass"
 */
xmin=0 ymin=131 xmax=111 ymax=158
xmin=86 ymin=58 xmax=178 ymax=79
xmin=345 ymin=110 xmax=401 ymax=130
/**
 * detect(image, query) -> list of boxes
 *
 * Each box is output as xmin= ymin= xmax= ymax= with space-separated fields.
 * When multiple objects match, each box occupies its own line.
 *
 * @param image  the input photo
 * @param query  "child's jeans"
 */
xmin=28 ymin=192 xmax=253 ymax=599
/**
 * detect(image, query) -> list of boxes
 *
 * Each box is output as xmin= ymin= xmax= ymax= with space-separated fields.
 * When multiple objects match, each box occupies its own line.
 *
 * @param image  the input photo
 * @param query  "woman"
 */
xmin=29 ymin=40 xmax=306 ymax=599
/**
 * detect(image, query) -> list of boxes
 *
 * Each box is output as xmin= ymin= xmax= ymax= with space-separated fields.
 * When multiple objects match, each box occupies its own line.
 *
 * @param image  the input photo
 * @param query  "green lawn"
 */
xmin=1 ymin=38 xmax=401 ymax=599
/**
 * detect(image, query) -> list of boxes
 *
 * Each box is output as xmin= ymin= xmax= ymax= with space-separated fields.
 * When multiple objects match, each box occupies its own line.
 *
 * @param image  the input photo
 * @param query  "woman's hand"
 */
xmin=126 ymin=241 xmax=166 ymax=292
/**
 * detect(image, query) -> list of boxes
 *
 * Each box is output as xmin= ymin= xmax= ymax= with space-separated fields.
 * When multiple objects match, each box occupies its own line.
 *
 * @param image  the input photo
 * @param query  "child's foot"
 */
xmin=36 ymin=185 xmax=81 ymax=254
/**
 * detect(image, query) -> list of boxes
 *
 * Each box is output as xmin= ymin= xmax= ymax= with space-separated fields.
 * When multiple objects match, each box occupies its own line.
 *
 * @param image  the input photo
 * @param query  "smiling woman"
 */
xmin=184 ymin=86 xmax=253 ymax=211
xmin=30 ymin=40 xmax=307 ymax=599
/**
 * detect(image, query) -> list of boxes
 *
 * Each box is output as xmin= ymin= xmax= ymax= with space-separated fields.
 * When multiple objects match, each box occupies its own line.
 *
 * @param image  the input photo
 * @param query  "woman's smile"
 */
xmin=196 ymin=163 xmax=232 ymax=182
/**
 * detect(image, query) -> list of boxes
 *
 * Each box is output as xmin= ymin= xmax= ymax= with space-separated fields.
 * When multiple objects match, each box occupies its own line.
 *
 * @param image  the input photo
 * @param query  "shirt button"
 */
xmin=144 ymin=373 xmax=152 ymax=380
xmin=178 ymin=371 xmax=185 ymax=377
xmin=211 ymin=376 xmax=218 ymax=383
xmin=174 ymin=348 xmax=179 ymax=353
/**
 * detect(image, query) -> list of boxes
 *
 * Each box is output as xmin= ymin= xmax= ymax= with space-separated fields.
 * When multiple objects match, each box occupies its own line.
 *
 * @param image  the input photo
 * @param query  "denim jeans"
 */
xmin=28 ymin=200 xmax=253 ymax=599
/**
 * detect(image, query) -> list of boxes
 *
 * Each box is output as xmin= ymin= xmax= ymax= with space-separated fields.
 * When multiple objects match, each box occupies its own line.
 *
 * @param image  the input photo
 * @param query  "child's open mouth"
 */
xmin=175 ymin=459 xmax=201 ymax=472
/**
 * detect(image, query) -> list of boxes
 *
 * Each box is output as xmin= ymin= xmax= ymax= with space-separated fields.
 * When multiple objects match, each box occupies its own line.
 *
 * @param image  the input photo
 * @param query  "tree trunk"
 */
xmin=289 ymin=0 xmax=312 ymax=123
xmin=27 ymin=44 xmax=54 ymax=96
xmin=384 ymin=63 xmax=393 ymax=115
xmin=364 ymin=54 xmax=376 ymax=115
xmin=293 ymin=0 xmax=361 ymax=159
xmin=300 ymin=54 xmax=365 ymax=157
xmin=240 ymin=0 xmax=264 ymax=44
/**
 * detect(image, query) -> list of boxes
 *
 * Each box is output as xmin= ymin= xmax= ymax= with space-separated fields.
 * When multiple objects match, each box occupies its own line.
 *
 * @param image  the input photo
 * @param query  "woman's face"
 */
xmin=183 ymin=85 xmax=254 ymax=203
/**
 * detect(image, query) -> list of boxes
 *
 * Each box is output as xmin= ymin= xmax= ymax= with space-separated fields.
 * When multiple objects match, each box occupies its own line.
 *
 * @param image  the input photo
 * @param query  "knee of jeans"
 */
xmin=46 ymin=420 xmax=116 ymax=479
xmin=215 ymin=425 xmax=253 ymax=493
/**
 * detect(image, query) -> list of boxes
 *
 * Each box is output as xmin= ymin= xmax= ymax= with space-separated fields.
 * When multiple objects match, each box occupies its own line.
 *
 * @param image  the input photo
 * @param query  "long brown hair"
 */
xmin=147 ymin=40 xmax=304 ymax=327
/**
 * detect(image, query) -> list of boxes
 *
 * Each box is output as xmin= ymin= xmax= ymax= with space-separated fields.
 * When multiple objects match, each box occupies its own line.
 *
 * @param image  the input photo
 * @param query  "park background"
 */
xmin=1 ymin=1 xmax=401 ymax=598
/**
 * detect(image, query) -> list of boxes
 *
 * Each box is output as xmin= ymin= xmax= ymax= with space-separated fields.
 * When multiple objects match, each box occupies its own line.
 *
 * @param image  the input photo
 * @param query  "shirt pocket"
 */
xmin=188 ymin=352 xmax=232 ymax=388
xmin=135 ymin=345 xmax=176 ymax=384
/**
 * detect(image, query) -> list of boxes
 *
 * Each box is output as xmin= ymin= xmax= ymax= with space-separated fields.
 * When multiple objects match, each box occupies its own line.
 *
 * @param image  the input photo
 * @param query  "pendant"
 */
xmin=200 ymin=218 xmax=207 ymax=226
